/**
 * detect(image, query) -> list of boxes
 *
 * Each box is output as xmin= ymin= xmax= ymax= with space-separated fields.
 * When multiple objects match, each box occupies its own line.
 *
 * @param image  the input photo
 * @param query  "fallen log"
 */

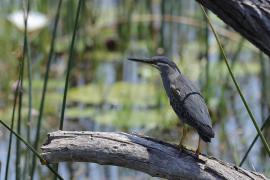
xmin=41 ymin=131 xmax=267 ymax=180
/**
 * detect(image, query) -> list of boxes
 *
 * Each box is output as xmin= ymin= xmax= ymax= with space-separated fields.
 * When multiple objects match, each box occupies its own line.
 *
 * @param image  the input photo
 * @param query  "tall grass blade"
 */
xmin=224 ymin=38 xmax=244 ymax=86
xmin=59 ymin=0 xmax=83 ymax=130
xmin=201 ymin=5 xmax=270 ymax=156
xmin=4 ymin=74 xmax=21 ymax=180
xmin=239 ymin=115 xmax=270 ymax=166
xmin=16 ymin=1 xmax=29 ymax=178
xmin=23 ymin=35 xmax=32 ymax=180
xmin=259 ymin=52 xmax=267 ymax=121
xmin=55 ymin=0 xmax=83 ymax=178
xmin=0 ymin=120 xmax=64 ymax=180
xmin=30 ymin=0 xmax=63 ymax=179
xmin=203 ymin=8 xmax=210 ymax=103
xmin=23 ymin=0 xmax=32 ymax=179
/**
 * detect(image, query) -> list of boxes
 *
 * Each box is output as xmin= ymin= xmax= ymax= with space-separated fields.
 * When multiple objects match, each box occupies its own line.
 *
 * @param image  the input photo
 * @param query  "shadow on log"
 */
xmin=41 ymin=131 xmax=267 ymax=180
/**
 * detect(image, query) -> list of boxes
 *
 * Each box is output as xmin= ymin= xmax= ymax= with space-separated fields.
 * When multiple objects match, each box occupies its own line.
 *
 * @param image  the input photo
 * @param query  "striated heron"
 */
xmin=128 ymin=56 xmax=215 ymax=154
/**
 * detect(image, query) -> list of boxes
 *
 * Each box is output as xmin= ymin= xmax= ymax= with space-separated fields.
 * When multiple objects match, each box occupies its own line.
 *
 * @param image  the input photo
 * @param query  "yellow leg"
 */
xmin=177 ymin=125 xmax=187 ymax=149
xmin=196 ymin=137 xmax=201 ymax=155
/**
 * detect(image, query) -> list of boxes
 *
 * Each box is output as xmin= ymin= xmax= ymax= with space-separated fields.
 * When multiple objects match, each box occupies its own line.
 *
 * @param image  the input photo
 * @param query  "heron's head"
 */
xmin=128 ymin=56 xmax=180 ymax=74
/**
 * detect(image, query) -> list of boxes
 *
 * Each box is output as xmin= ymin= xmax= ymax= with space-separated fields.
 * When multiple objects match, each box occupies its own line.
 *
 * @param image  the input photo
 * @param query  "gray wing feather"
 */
xmin=173 ymin=75 xmax=212 ymax=128
xmin=183 ymin=92 xmax=212 ymax=128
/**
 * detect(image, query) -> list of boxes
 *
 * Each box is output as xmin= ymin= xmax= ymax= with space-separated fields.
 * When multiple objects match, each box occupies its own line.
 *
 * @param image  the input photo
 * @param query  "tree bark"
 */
xmin=41 ymin=131 xmax=267 ymax=180
xmin=196 ymin=0 xmax=270 ymax=57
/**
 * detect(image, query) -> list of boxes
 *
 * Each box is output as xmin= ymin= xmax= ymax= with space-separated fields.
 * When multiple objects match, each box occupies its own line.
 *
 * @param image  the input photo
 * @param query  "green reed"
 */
xmin=239 ymin=115 xmax=270 ymax=166
xmin=0 ymin=120 xmax=64 ymax=180
xmin=201 ymin=5 xmax=270 ymax=156
xmin=59 ymin=0 xmax=83 ymax=130
xmin=15 ymin=1 xmax=30 ymax=178
xmin=30 ymin=0 xmax=63 ymax=179
xmin=4 ymin=68 xmax=21 ymax=180
xmin=55 ymin=0 xmax=83 ymax=178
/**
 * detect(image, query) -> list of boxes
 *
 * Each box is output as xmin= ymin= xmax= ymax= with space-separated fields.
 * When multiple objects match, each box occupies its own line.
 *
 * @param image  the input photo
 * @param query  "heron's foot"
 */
xmin=195 ymin=137 xmax=201 ymax=157
xmin=177 ymin=144 xmax=188 ymax=151
xmin=195 ymin=149 xmax=201 ymax=157
xmin=177 ymin=125 xmax=188 ymax=151
xmin=194 ymin=153 xmax=201 ymax=160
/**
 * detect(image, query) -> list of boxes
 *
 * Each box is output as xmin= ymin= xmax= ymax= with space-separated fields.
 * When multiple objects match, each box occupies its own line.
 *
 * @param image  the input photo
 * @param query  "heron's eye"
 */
xmin=157 ymin=62 xmax=164 ymax=66
xmin=157 ymin=62 xmax=169 ymax=67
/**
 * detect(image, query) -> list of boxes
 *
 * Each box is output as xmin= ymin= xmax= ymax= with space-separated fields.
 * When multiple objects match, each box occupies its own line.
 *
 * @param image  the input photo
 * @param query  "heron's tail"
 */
xmin=197 ymin=125 xmax=215 ymax=143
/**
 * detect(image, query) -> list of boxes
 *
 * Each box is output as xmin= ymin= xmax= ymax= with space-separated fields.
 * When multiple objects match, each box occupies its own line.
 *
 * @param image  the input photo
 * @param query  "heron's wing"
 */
xmin=173 ymin=75 xmax=212 ymax=128
xmin=183 ymin=91 xmax=212 ymax=127
xmin=170 ymin=75 xmax=214 ymax=140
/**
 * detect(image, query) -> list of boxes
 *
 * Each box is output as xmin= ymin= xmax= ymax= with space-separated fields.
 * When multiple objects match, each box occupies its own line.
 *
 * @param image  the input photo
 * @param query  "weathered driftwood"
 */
xmin=196 ymin=0 xmax=270 ymax=57
xmin=41 ymin=131 xmax=267 ymax=180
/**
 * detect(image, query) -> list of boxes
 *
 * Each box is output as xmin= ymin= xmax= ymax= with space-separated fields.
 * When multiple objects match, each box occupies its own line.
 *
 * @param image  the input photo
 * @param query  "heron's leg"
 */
xmin=196 ymin=137 xmax=201 ymax=155
xmin=177 ymin=125 xmax=187 ymax=149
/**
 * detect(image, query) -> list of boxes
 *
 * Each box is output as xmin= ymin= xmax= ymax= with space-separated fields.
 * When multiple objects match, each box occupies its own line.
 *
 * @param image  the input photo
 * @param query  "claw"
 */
xmin=195 ymin=137 xmax=201 ymax=157
xmin=178 ymin=125 xmax=187 ymax=151
xmin=178 ymin=144 xmax=189 ymax=151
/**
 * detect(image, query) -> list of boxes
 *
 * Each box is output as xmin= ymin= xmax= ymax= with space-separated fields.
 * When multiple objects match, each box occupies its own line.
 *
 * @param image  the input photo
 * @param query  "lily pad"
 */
xmin=68 ymin=84 xmax=106 ymax=104
xmin=107 ymin=82 xmax=157 ymax=106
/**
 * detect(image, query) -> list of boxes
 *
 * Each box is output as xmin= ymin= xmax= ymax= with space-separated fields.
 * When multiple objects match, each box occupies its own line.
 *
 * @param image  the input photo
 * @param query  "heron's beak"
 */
xmin=128 ymin=57 xmax=157 ymax=67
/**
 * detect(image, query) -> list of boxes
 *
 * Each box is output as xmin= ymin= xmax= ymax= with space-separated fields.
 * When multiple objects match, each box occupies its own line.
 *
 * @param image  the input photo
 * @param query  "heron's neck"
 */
xmin=160 ymin=68 xmax=180 ymax=96
xmin=160 ymin=67 xmax=180 ymax=81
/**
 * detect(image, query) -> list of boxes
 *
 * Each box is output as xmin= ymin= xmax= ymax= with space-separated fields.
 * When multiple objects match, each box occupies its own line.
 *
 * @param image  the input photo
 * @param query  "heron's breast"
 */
xmin=170 ymin=97 xmax=189 ymax=122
